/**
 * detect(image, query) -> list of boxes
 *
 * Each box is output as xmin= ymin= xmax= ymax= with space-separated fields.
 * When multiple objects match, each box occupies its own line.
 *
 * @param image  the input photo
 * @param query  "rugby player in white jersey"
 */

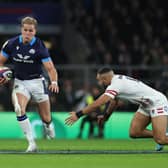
xmin=65 ymin=67 xmax=168 ymax=151
xmin=0 ymin=16 xmax=59 ymax=152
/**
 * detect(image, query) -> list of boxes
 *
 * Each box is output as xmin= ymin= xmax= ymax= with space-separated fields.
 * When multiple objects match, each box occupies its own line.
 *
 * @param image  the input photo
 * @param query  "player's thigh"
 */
xmin=12 ymin=80 xmax=30 ymax=114
xmin=30 ymin=78 xmax=49 ymax=103
xmin=13 ymin=93 xmax=29 ymax=115
xmin=130 ymin=111 xmax=151 ymax=131
xmin=16 ymin=93 xmax=29 ymax=107
xmin=151 ymin=115 xmax=167 ymax=138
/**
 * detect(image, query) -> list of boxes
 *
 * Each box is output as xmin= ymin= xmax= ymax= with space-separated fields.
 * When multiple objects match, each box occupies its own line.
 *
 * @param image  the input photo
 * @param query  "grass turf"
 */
xmin=0 ymin=139 xmax=167 ymax=168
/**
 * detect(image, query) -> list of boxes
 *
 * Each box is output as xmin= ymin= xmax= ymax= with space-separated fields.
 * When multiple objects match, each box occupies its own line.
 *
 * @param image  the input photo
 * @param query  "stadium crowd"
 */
xmin=69 ymin=0 xmax=168 ymax=66
xmin=56 ymin=0 xmax=168 ymax=111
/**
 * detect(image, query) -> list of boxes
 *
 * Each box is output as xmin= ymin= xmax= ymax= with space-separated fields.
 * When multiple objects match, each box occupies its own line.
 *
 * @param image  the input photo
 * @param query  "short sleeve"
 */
xmin=1 ymin=40 xmax=12 ymax=58
xmin=104 ymin=79 xmax=123 ymax=99
xmin=38 ymin=40 xmax=52 ymax=62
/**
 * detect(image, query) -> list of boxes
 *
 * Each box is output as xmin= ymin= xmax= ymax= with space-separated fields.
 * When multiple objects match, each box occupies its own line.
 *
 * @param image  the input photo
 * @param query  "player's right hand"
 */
xmin=0 ymin=77 xmax=7 ymax=85
xmin=49 ymin=83 xmax=59 ymax=93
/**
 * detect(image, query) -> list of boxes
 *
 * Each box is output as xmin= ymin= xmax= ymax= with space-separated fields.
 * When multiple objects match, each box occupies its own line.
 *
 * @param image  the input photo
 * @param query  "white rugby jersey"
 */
xmin=104 ymin=75 xmax=167 ymax=107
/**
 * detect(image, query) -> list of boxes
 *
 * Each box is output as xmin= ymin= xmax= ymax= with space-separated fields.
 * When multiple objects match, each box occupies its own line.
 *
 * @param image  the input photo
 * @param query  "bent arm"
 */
xmin=104 ymin=99 xmax=118 ymax=117
xmin=43 ymin=60 xmax=59 ymax=93
xmin=105 ymin=99 xmax=124 ymax=116
xmin=43 ymin=60 xmax=58 ymax=83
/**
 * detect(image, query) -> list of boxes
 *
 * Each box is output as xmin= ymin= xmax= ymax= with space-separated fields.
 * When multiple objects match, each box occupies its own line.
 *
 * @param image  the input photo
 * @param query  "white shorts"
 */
xmin=13 ymin=78 xmax=49 ymax=103
xmin=137 ymin=95 xmax=168 ymax=118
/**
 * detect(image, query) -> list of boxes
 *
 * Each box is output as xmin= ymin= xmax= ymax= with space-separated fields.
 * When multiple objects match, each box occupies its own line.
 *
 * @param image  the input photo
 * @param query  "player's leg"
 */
xmin=12 ymin=89 xmax=37 ymax=152
xmin=37 ymin=100 xmax=51 ymax=122
xmin=155 ymin=116 xmax=168 ymax=151
xmin=129 ymin=111 xmax=152 ymax=138
xmin=88 ymin=118 xmax=94 ymax=138
xmin=98 ymin=121 xmax=104 ymax=138
xmin=151 ymin=115 xmax=168 ymax=144
xmin=78 ymin=116 xmax=89 ymax=138
xmin=37 ymin=100 xmax=55 ymax=139
xmin=32 ymin=78 xmax=55 ymax=139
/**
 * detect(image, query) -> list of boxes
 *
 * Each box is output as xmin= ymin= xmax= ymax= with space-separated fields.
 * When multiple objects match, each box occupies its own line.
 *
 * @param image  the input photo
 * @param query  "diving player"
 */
xmin=65 ymin=67 xmax=168 ymax=150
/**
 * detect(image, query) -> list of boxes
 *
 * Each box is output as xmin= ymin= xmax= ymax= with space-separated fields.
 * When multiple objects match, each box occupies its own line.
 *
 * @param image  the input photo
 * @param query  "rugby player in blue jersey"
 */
xmin=0 ymin=16 xmax=59 ymax=152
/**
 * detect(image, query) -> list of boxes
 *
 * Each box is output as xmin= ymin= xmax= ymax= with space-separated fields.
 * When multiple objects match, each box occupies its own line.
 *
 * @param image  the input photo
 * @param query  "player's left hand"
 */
xmin=49 ymin=83 xmax=59 ymax=93
xmin=65 ymin=112 xmax=79 ymax=126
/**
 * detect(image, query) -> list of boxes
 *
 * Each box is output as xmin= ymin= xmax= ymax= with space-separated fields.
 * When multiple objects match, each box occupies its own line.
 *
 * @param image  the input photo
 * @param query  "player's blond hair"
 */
xmin=21 ymin=16 xmax=38 ymax=28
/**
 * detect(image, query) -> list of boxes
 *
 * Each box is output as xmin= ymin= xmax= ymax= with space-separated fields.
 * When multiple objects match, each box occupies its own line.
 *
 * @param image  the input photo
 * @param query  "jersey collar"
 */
xmin=19 ymin=35 xmax=36 ymax=46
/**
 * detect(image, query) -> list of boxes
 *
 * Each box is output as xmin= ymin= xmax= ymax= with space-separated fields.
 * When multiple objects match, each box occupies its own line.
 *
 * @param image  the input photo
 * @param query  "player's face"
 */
xmin=21 ymin=24 xmax=36 ymax=44
xmin=96 ymin=74 xmax=110 ymax=89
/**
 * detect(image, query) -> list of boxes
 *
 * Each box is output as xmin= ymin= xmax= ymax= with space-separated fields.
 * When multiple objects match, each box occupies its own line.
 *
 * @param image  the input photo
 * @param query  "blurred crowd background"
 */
xmin=0 ymin=0 xmax=168 ymax=113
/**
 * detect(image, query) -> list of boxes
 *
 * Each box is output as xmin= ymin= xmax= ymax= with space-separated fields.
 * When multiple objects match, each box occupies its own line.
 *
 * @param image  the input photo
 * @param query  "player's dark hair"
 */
xmin=97 ymin=67 xmax=112 ymax=74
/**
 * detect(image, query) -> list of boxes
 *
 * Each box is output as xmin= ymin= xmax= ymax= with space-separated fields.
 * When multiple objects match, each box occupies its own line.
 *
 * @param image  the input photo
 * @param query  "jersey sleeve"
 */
xmin=1 ymin=40 xmax=12 ymax=58
xmin=39 ymin=40 xmax=52 ymax=63
xmin=104 ymin=79 xmax=122 ymax=99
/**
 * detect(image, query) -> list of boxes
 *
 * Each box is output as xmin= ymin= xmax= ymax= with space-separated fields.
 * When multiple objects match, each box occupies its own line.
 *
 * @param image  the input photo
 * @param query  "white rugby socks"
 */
xmin=17 ymin=115 xmax=35 ymax=144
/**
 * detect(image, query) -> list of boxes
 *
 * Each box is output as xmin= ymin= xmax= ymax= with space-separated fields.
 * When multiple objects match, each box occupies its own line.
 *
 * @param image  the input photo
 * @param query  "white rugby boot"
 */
xmin=26 ymin=142 xmax=37 ymax=153
xmin=43 ymin=122 xmax=55 ymax=139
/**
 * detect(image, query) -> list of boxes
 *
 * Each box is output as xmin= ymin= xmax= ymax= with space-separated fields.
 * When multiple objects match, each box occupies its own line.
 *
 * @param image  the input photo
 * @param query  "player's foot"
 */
xmin=26 ymin=142 xmax=37 ymax=153
xmin=155 ymin=144 xmax=164 ymax=151
xmin=44 ymin=123 xmax=55 ymax=139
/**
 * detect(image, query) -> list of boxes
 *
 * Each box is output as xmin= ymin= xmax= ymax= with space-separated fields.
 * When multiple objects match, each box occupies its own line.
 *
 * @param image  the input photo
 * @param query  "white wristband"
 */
xmin=51 ymin=81 xmax=58 ymax=85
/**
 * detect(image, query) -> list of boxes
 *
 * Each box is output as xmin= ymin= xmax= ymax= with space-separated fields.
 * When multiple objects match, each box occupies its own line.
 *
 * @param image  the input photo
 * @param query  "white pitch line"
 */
xmin=0 ymin=150 xmax=167 ymax=154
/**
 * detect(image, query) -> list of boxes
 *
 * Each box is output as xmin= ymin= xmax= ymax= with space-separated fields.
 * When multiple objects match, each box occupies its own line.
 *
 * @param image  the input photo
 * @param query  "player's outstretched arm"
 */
xmin=65 ymin=94 xmax=111 ymax=126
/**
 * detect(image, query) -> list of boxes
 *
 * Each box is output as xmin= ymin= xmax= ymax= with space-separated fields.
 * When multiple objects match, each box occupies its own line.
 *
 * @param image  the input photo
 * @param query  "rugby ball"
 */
xmin=0 ymin=66 xmax=13 ymax=80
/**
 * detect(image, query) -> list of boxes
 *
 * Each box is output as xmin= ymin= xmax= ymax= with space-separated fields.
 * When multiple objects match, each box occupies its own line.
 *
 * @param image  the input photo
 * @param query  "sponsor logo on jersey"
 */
xmin=13 ymin=54 xmax=34 ymax=63
xmin=164 ymin=106 xmax=168 ymax=113
xmin=29 ymin=49 xmax=35 ymax=54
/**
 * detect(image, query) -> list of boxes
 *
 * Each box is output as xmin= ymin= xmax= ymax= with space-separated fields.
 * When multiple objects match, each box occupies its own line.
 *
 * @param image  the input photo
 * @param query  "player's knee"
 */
xmin=14 ymin=103 xmax=22 ymax=116
xmin=154 ymin=135 xmax=167 ymax=145
xmin=129 ymin=129 xmax=141 ymax=138
xmin=129 ymin=132 xmax=137 ymax=138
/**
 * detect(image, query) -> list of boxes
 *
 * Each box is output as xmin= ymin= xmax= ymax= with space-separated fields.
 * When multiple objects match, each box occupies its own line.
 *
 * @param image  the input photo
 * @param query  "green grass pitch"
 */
xmin=0 ymin=139 xmax=168 ymax=168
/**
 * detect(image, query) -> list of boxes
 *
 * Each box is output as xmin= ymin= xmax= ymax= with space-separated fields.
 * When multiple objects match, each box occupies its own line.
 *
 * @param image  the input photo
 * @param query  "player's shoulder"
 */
xmin=112 ymin=74 xmax=124 ymax=82
xmin=108 ymin=74 xmax=124 ymax=88
xmin=34 ymin=37 xmax=46 ymax=48
xmin=2 ymin=35 xmax=19 ymax=49
xmin=8 ymin=35 xmax=20 ymax=43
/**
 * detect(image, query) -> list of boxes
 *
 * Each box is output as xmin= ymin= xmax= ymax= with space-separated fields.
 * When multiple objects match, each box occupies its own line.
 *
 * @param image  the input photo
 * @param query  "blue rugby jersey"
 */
xmin=1 ymin=35 xmax=52 ymax=80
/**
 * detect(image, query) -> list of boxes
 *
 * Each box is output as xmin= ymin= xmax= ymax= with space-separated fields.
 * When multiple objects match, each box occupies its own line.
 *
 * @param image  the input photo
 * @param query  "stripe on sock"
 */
xmin=17 ymin=114 xmax=27 ymax=121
